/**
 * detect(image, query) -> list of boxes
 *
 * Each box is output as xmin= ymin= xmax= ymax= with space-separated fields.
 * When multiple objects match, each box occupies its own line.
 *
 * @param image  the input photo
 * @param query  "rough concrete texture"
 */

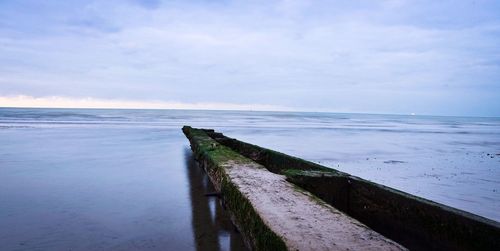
xmin=183 ymin=126 xmax=406 ymax=251
xmin=209 ymin=130 xmax=500 ymax=251
xmin=222 ymin=160 xmax=406 ymax=251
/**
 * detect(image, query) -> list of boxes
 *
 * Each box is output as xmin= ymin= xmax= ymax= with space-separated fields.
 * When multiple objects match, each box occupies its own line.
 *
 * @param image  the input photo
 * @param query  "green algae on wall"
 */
xmin=182 ymin=126 xmax=287 ymax=251
xmin=202 ymin=127 xmax=500 ymax=251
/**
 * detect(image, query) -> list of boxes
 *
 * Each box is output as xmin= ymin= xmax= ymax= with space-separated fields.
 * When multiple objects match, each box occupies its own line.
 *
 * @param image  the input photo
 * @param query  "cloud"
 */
xmin=0 ymin=0 xmax=499 ymax=116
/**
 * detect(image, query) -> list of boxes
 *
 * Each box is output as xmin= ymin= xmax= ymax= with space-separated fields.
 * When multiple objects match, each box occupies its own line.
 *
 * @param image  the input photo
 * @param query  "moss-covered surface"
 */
xmin=282 ymin=168 xmax=338 ymax=178
xmin=183 ymin=126 xmax=287 ymax=251
xmin=195 ymin=126 xmax=500 ymax=251
xmin=220 ymin=175 xmax=287 ymax=251
xmin=204 ymin=131 xmax=341 ymax=175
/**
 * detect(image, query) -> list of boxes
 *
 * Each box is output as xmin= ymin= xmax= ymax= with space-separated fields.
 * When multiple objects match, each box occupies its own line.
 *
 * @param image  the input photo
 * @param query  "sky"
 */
xmin=0 ymin=0 xmax=499 ymax=116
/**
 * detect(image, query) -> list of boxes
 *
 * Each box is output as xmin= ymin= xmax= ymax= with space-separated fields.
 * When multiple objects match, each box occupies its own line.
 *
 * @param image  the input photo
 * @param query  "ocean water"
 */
xmin=0 ymin=108 xmax=499 ymax=250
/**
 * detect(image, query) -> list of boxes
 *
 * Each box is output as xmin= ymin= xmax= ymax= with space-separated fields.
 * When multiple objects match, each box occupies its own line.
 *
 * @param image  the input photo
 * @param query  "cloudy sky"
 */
xmin=1 ymin=0 xmax=499 ymax=116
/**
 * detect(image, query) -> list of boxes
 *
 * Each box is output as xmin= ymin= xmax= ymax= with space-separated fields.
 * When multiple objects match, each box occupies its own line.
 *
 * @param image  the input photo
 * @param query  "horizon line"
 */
xmin=1 ymin=106 xmax=497 ymax=120
xmin=0 ymin=95 xmax=498 ymax=118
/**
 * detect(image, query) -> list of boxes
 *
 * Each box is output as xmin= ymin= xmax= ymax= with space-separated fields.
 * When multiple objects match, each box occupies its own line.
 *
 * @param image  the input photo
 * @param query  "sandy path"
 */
xmin=221 ymin=161 xmax=407 ymax=251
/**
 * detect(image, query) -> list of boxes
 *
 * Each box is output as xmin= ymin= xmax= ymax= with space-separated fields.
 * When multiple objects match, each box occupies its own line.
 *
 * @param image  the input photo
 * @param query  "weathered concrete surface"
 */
xmin=183 ymin=126 xmax=406 ymax=251
xmin=205 ymin=129 xmax=500 ymax=251
xmin=225 ymin=161 xmax=406 ymax=251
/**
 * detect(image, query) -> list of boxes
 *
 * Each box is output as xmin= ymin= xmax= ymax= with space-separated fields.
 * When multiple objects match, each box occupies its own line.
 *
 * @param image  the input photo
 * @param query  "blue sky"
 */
xmin=0 ymin=0 xmax=499 ymax=116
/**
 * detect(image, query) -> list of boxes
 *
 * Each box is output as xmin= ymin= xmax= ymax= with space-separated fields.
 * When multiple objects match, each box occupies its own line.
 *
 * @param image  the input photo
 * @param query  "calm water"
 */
xmin=1 ymin=108 xmax=499 ymax=250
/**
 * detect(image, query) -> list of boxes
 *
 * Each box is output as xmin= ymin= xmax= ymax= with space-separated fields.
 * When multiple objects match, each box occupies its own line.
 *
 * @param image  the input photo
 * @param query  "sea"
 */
xmin=0 ymin=107 xmax=499 ymax=251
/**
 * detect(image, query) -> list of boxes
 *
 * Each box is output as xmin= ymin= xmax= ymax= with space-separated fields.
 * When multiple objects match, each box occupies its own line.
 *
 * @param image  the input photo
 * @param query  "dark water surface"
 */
xmin=0 ymin=109 xmax=246 ymax=251
xmin=0 ymin=108 xmax=499 ymax=250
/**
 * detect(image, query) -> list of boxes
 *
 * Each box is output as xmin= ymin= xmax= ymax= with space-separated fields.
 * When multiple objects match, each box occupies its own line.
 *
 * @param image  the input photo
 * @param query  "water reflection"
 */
xmin=184 ymin=149 xmax=247 ymax=251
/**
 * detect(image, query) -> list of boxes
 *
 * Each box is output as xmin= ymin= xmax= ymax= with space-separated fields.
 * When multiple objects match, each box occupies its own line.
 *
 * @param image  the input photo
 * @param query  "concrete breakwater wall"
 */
xmin=183 ymin=126 xmax=499 ymax=251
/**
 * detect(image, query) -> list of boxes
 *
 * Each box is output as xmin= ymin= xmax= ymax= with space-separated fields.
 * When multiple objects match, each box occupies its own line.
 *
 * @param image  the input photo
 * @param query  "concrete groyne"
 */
xmin=183 ymin=126 xmax=500 ymax=251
